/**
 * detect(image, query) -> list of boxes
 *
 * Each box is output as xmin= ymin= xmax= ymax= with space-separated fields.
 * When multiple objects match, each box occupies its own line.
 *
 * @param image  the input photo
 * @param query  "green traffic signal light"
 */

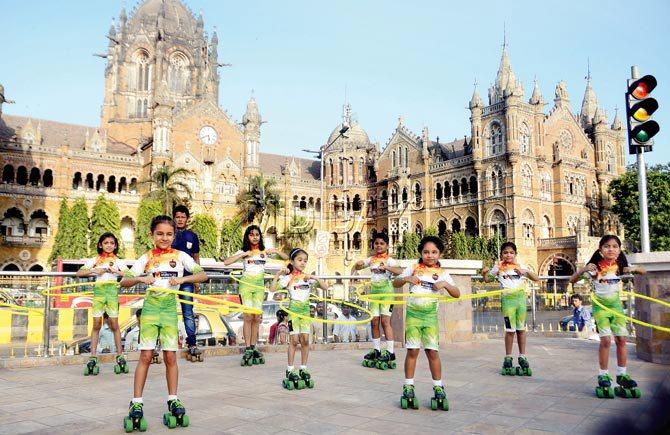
xmin=631 ymin=121 xmax=660 ymax=144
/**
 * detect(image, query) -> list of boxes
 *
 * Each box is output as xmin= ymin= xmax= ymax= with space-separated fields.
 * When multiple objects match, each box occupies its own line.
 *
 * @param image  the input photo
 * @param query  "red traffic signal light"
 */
xmin=626 ymin=74 xmax=659 ymax=153
xmin=628 ymin=75 xmax=657 ymax=100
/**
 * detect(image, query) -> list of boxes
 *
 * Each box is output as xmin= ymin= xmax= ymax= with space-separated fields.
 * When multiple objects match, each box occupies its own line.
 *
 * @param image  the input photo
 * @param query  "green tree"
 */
xmin=219 ymin=216 xmax=243 ymax=259
xmin=395 ymin=231 xmax=421 ymax=259
xmin=89 ymin=195 xmax=123 ymax=256
xmin=235 ymin=175 xmax=283 ymax=228
xmin=140 ymin=164 xmax=193 ymax=215
xmin=609 ymin=164 xmax=670 ymax=251
xmin=49 ymin=198 xmax=71 ymax=262
xmin=281 ymin=215 xmax=313 ymax=251
xmin=135 ymin=198 xmax=163 ymax=256
xmin=189 ymin=214 xmax=219 ymax=259
xmin=68 ymin=198 xmax=90 ymax=259
xmin=423 ymin=226 xmax=438 ymax=237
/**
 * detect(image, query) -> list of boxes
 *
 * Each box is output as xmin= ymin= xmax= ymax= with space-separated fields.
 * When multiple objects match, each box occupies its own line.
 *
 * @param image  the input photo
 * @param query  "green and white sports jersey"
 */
xmin=397 ymin=262 xmax=455 ymax=310
xmin=489 ymin=261 xmax=530 ymax=298
xmin=80 ymin=254 xmax=127 ymax=317
xmin=80 ymin=253 xmax=127 ymax=283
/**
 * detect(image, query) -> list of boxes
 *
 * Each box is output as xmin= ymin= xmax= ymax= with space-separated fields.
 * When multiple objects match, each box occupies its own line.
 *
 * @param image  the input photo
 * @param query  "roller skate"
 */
xmin=376 ymin=350 xmax=396 ymax=370
xmin=114 ymin=354 xmax=130 ymax=374
xmin=240 ymin=347 xmax=254 ymax=366
xmin=362 ymin=349 xmax=380 ymax=368
xmin=430 ymin=385 xmax=449 ymax=411
xmin=500 ymin=356 xmax=515 ymax=376
xmin=163 ymin=398 xmax=190 ymax=428
xmin=84 ymin=356 xmax=100 ymax=376
xmin=123 ymin=401 xmax=147 ymax=433
xmin=151 ymin=350 xmax=162 ymax=364
xmin=400 ymin=384 xmax=419 ymax=409
xmin=252 ymin=347 xmax=265 ymax=365
xmin=515 ymin=356 xmax=532 ymax=376
xmin=614 ymin=374 xmax=641 ymax=398
xmin=595 ymin=373 xmax=615 ymax=399
xmin=282 ymin=369 xmax=306 ymax=390
xmin=299 ymin=368 xmax=315 ymax=388
xmin=186 ymin=345 xmax=203 ymax=362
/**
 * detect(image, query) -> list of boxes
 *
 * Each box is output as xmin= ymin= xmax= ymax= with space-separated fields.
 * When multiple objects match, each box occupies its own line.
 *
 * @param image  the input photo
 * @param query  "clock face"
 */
xmin=199 ymin=126 xmax=218 ymax=145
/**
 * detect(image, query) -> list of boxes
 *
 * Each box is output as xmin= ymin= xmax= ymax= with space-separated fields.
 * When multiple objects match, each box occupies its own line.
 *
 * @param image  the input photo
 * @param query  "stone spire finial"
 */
xmin=211 ymin=26 xmax=218 ymax=44
xmin=529 ymin=77 xmax=543 ymax=105
xmin=243 ymin=93 xmax=261 ymax=126
xmin=119 ymin=4 xmax=127 ymax=27
xmin=488 ymin=32 xmax=522 ymax=104
xmin=553 ymin=81 xmax=570 ymax=108
xmin=611 ymin=107 xmax=623 ymax=130
xmin=594 ymin=106 xmax=608 ymax=125
xmin=469 ymin=79 xmax=483 ymax=109
xmin=108 ymin=17 xmax=116 ymax=38
xmin=342 ymin=103 xmax=352 ymax=126
xmin=398 ymin=115 xmax=405 ymax=128
xmin=197 ymin=9 xmax=204 ymax=28
xmin=580 ymin=63 xmax=598 ymax=128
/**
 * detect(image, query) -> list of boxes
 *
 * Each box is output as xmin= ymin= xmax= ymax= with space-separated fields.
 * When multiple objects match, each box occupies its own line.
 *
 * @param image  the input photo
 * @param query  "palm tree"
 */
xmin=281 ymin=215 xmax=313 ymax=251
xmin=140 ymin=164 xmax=194 ymax=215
xmin=235 ymin=175 xmax=283 ymax=228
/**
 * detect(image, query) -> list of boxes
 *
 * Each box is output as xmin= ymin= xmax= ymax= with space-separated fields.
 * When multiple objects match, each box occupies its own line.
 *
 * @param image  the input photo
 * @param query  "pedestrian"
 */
xmin=393 ymin=236 xmax=460 ymax=410
xmin=570 ymin=294 xmax=591 ymax=338
xmin=570 ymin=235 xmax=645 ymax=399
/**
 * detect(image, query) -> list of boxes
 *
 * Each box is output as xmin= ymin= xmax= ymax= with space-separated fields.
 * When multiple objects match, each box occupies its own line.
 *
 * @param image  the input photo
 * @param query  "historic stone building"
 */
xmin=0 ymin=0 xmax=625 ymax=277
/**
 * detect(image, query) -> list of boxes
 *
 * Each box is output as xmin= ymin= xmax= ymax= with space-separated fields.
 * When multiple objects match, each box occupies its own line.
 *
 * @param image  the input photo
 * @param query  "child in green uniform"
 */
xmin=570 ymin=235 xmax=645 ymax=398
xmin=351 ymin=233 xmax=403 ymax=368
xmin=481 ymin=242 xmax=539 ymax=376
xmin=272 ymin=248 xmax=328 ymax=389
xmin=224 ymin=225 xmax=288 ymax=365
xmin=393 ymin=236 xmax=460 ymax=410
xmin=76 ymin=232 xmax=127 ymax=375
xmin=120 ymin=216 xmax=207 ymax=431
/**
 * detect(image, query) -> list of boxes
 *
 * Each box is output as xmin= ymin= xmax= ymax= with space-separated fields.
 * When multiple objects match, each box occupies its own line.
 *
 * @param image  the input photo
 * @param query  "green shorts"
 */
xmin=239 ymin=273 xmax=265 ymax=312
xmin=405 ymin=304 xmax=439 ymax=350
xmin=501 ymin=292 xmax=526 ymax=332
xmin=139 ymin=295 xmax=179 ymax=351
xmin=369 ymin=281 xmax=393 ymax=317
xmin=593 ymin=293 xmax=628 ymax=337
xmin=288 ymin=300 xmax=311 ymax=335
xmin=92 ymin=282 xmax=119 ymax=318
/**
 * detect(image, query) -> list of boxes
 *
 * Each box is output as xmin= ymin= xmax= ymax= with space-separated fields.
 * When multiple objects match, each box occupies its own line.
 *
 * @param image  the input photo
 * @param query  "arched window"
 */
xmin=391 ymin=187 xmax=398 ymax=205
xmin=352 ymin=194 xmax=361 ymax=212
xmin=72 ymin=172 xmax=82 ymax=190
xmin=497 ymin=170 xmax=504 ymax=195
xmin=444 ymin=181 xmax=451 ymax=198
xmin=521 ymin=164 xmax=533 ymax=197
xmin=328 ymin=158 xmax=334 ymax=185
xmin=381 ymin=190 xmax=388 ymax=211
xmin=168 ymin=52 xmax=190 ymax=94
xmin=465 ymin=217 xmax=477 ymax=237
xmin=469 ymin=176 xmax=477 ymax=195
xmin=460 ymin=178 xmax=468 ymax=196
xmin=541 ymin=173 xmax=551 ymax=201
xmin=85 ymin=173 xmax=94 ymax=189
xmin=118 ymin=177 xmax=127 ymax=193
xmin=315 ymin=198 xmax=321 ymax=212
xmin=401 ymin=187 xmax=408 ymax=204
xmin=16 ymin=166 xmax=28 ymax=185
xmin=606 ymin=145 xmax=615 ymax=173
xmin=435 ymin=183 xmax=443 ymax=201
xmin=43 ymin=169 xmax=53 ymax=188
xmin=2 ymin=165 xmax=14 ymax=183
xmin=338 ymin=160 xmax=344 ymax=184
xmin=96 ymin=174 xmax=105 ymax=191
xmin=121 ymin=216 xmax=135 ymax=243
xmin=299 ymin=196 xmax=307 ymax=210
xmin=404 ymin=146 xmax=409 ymax=168
xmin=415 ymin=222 xmax=423 ymax=236
xmin=129 ymin=178 xmax=137 ymax=194
xmin=358 ymin=158 xmax=364 ymax=183
xmin=331 ymin=232 xmax=339 ymax=250
xmin=522 ymin=209 xmax=535 ymax=246
xmin=452 ymin=180 xmax=459 ymax=197
xmin=107 ymin=175 xmax=117 ymax=193
xmin=491 ymin=171 xmax=497 ymax=196
xmin=348 ymin=158 xmax=354 ymax=185
xmin=392 ymin=150 xmax=396 ymax=167
xmin=1 ymin=208 xmax=25 ymax=236
xmin=438 ymin=220 xmax=447 ymax=237
xmin=28 ymin=210 xmax=49 ymax=237
xmin=353 ymin=232 xmax=361 ymax=250
xmin=519 ymin=123 xmax=531 ymax=154
xmin=131 ymin=50 xmax=151 ymax=92
xmin=451 ymin=219 xmax=461 ymax=233
xmin=487 ymin=122 xmax=504 ymax=156
xmin=413 ymin=183 xmax=421 ymax=204
xmin=541 ymin=215 xmax=552 ymax=238
xmin=490 ymin=210 xmax=506 ymax=238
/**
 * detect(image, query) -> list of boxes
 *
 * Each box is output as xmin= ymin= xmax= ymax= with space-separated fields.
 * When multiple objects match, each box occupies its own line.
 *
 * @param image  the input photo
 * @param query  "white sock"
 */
xmin=372 ymin=338 xmax=381 ymax=351
xmin=599 ymin=369 xmax=609 ymax=376
xmin=168 ymin=395 xmax=178 ymax=401
xmin=404 ymin=378 xmax=414 ymax=385
xmin=432 ymin=379 xmax=443 ymax=387
xmin=300 ymin=365 xmax=307 ymax=370
xmin=519 ymin=354 xmax=526 ymax=359
xmin=616 ymin=366 xmax=626 ymax=376
xmin=132 ymin=397 xmax=143 ymax=404
xmin=506 ymin=354 xmax=512 ymax=358
xmin=386 ymin=340 xmax=394 ymax=353
xmin=287 ymin=365 xmax=294 ymax=371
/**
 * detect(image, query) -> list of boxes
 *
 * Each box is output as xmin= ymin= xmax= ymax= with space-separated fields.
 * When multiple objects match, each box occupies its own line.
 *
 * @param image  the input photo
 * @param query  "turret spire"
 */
xmin=580 ymin=60 xmax=599 ymax=128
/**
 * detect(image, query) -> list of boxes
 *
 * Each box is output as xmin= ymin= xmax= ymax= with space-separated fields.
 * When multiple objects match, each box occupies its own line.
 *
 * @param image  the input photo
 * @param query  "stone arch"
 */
xmin=1 ymin=262 xmax=21 ymax=271
xmin=2 ymin=164 xmax=14 ymax=183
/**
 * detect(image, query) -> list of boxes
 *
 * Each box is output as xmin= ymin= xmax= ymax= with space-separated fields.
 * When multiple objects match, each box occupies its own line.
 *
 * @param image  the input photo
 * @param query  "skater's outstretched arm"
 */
xmin=120 ymin=275 xmax=155 ymax=288
xmin=309 ymin=275 xmax=329 ymax=291
xmin=517 ymin=268 xmax=540 ymax=282
xmin=383 ymin=265 xmax=404 ymax=275
xmin=393 ymin=275 xmax=420 ymax=288
xmin=222 ymin=250 xmax=250 ymax=265
xmin=270 ymin=268 xmax=288 ymax=292
xmin=168 ymin=271 xmax=207 ymax=287
xmin=434 ymin=280 xmax=460 ymax=298
xmin=266 ymin=248 xmax=289 ymax=260
xmin=570 ymin=263 xmax=596 ymax=284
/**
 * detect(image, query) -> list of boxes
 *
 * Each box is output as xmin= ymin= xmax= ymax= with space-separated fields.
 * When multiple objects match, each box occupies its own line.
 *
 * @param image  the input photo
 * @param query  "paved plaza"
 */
xmin=0 ymin=337 xmax=668 ymax=434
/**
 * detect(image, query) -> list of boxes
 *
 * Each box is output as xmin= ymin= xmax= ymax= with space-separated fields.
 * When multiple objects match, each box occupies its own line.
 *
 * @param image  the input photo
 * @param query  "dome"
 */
xmin=128 ymin=0 xmax=198 ymax=35
xmin=327 ymin=121 xmax=370 ymax=147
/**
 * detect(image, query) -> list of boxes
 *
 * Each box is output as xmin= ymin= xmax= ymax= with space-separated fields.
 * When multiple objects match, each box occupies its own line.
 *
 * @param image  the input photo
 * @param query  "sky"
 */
xmin=1 ymin=0 xmax=669 ymax=166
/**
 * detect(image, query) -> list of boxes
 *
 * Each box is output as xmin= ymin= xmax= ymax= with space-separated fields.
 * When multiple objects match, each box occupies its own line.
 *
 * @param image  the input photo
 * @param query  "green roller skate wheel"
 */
xmin=163 ymin=413 xmax=177 ymax=428
xmin=596 ymin=387 xmax=604 ymax=398
xmin=389 ymin=361 xmax=397 ymax=369
xmin=430 ymin=398 xmax=437 ymax=410
xmin=307 ymin=379 xmax=315 ymax=389
xmin=400 ymin=397 xmax=408 ymax=409
xmin=114 ymin=365 xmax=121 ymax=375
xmin=124 ymin=364 xmax=130 ymax=374
xmin=379 ymin=362 xmax=388 ymax=370
xmin=297 ymin=380 xmax=306 ymax=390
xmin=411 ymin=399 xmax=419 ymax=409
xmin=124 ymin=417 xmax=133 ymax=433
xmin=93 ymin=365 xmax=100 ymax=375
xmin=442 ymin=399 xmax=449 ymax=411
xmin=252 ymin=358 xmax=259 ymax=365
xmin=632 ymin=388 xmax=641 ymax=398
xmin=259 ymin=357 xmax=265 ymax=364
xmin=362 ymin=360 xmax=368 ymax=367
xmin=139 ymin=417 xmax=147 ymax=432
xmin=180 ymin=415 xmax=190 ymax=427
xmin=84 ymin=366 xmax=90 ymax=376
xmin=286 ymin=380 xmax=294 ymax=390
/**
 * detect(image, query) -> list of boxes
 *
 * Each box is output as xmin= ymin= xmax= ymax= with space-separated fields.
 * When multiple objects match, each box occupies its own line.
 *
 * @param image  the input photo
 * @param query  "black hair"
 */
xmin=172 ymin=205 xmax=190 ymax=218
xmin=135 ymin=308 xmax=142 ymax=318
xmin=276 ymin=309 xmax=287 ymax=321
xmin=150 ymin=215 xmax=176 ymax=233
xmin=287 ymin=248 xmax=308 ymax=273
xmin=242 ymin=225 xmax=265 ymax=251
xmin=500 ymin=241 xmax=517 ymax=255
xmin=97 ymin=232 xmax=119 ymax=255
xmin=586 ymin=235 xmax=629 ymax=275
xmin=417 ymin=236 xmax=445 ymax=264
xmin=571 ymin=294 xmax=583 ymax=302
xmin=372 ymin=232 xmax=389 ymax=245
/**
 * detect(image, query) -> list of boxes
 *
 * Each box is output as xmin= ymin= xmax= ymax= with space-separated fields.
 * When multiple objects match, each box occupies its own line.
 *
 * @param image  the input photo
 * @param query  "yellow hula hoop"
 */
xmin=358 ymin=289 xmax=506 ymax=305
xmin=227 ymin=273 xmax=271 ymax=291
xmin=277 ymin=294 xmax=373 ymax=325
xmin=147 ymin=287 xmax=262 ymax=315
xmin=40 ymin=280 xmax=120 ymax=298
xmin=0 ymin=302 xmax=42 ymax=315
xmin=621 ymin=290 xmax=670 ymax=309
xmin=592 ymin=294 xmax=670 ymax=333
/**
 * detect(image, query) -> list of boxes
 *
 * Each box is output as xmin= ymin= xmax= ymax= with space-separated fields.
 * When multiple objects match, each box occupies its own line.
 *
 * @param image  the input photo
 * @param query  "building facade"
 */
xmin=0 ymin=0 xmax=624 ymax=277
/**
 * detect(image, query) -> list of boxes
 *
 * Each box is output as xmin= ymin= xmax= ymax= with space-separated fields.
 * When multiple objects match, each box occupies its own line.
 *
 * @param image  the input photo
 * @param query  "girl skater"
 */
xmin=481 ymin=242 xmax=539 ymax=376
xmin=393 ymin=236 xmax=460 ymax=410
xmin=570 ymin=235 xmax=645 ymax=399
xmin=272 ymin=248 xmax=328 ymax=390
xmin=351 ymin=232 xmax=403 ymax=369
xmin=224 ymin=225 xmax=288 ymax=365
xmin=121 ymin=216 xmax=207 ymax=431
xmin=77 ymin=232 xmax=128 ymax=375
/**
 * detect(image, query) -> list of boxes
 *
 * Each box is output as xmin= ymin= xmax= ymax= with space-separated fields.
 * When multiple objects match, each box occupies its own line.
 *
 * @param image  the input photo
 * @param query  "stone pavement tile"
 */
xmin=521 ymin=410 xmax=587 ymax=433
xmin=514 ymin=429 xmax=560 ymax=435
xmin=318 ymin=412 xmax=372 ymax=428
xmin=0 ymin=420 xmax=51 ymax=435
xmin=0 ymin=406 xmax=65 ymax=425
xmin=571 ymin=416 xmax=613 ymax=434
xmin=337 ymin=429 xmax=379 ymax=435
xmin=547 ymin=397 xmax=601 ymax=416
xmin=0 ymin=400 xmax=39 ymax=413
xmin=223 ymin=421 xmax=291 ymax=434
xmin=356 ymin=418 xmax=451 ymax=434
xmin=31 ymin=410 xmax=103 ymax=427
xmin=341 ymin=406 xmax=394 ymax=419
xmin=183 ymin=414 xmax=250 ymax=432
xmin=458 ymin=421 xmax=513 ymax=434
xmin=481 ymin=413 xmax=528 ymax=429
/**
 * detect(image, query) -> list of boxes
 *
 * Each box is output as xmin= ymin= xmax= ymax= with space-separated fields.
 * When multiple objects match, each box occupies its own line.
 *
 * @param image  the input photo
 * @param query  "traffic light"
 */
xmin=626 ymin=74 xmax=659 ymax=154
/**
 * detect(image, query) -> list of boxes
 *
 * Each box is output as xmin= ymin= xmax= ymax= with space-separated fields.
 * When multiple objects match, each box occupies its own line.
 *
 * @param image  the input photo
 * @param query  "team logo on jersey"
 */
xmin=260 ymin=253 xmax=265 ymax=258
xmin=109 ymin=261 xmax=115 ymax=267
xmin=169 ymin=260 xmax=177 ymax=268
xmin=432 ymin=274 xmax=439 ymax=281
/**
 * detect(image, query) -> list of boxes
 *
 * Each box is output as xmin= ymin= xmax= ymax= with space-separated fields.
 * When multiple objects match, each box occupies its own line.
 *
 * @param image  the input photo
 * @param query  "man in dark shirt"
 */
xmin=172 ymin=205 xmax=201 ymax=358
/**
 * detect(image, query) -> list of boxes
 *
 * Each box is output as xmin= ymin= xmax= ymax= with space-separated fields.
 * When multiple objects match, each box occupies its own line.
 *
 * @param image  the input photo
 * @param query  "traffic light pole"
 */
xmin=631 ymin=65 xmax=651 ymax=253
